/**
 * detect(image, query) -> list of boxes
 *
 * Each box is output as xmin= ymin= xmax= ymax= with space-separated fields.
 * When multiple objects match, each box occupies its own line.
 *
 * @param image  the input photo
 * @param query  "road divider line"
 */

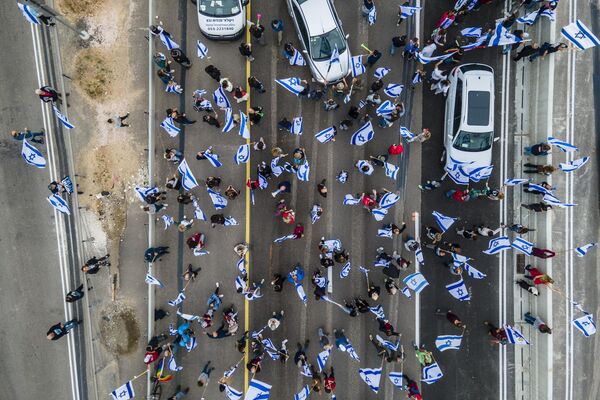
xmin=244 ymin=1 xmax=252 ymax=391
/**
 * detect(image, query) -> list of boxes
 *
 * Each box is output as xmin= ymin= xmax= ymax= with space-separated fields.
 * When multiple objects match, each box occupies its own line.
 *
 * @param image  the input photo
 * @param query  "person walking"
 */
xmin=249 ymin=20 xmax=266 ymax=46
xmin=323 ymin=98 xmax=339 ymax=111
xmin=366 ymin=49 xmax=382 ymax=67
xmin=532 ymin=247 xmax=556 ymax=259
xmin=524 ymin=312 xmax=552 ymax=334
xmin=81 ymin=254 xmax=110 ymax=274
xmin=506 ymin=223 xmax=535 ymax=234
xmin=47 ymin=319 xmax=79 ymax=340
xmin=521 ymin=202 xmax=552 ymax=212
xmin=65 ymin=284 xmax=89 ymax=302
xmin=248 ymin=76 xmax=266 ymax=93
xmin=196 ymin=361 xmax=215 ymax=386
xmin=413 ymin=344 xmax=433 ymax=366
xmin=484 ymin=321 xmax=508 ymax=344
xmin=525 ymin=264 xmax=554 ymax=286
xmin=239 ymin=42 xmax=255 ymax=61
xmin=523 ymin=163 xmax=556 ymax=176
xmin=513 ymin=42 xmax=539 ymax=61
xmin=270 ymin=18 xmax=284 ymax=46
xmin=524 ymin=142 xmax=551 ymax=156
xmin=144 ymin=246 xmax=169 ymax=262
xmin=107 ymin=113 xmax=130 ymax=127
xmin=202 ymin=114 xmax=221 ymax=128
xmin=435 ymin=308 xmax=466 ymax=329
xmin=11 ymin=128 xmax=45 ymax=144
xmin=205 ymin=65 xmax=221 ymax=81
xmin=36 ymin=85 xmax=61 ymax=103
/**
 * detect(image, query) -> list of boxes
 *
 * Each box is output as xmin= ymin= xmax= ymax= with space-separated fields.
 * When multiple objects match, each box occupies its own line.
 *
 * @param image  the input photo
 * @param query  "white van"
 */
xmin=196 ymin=0 xmax=248 ymax=40
xmin=444 ymin=63 xmax=495 ymax=170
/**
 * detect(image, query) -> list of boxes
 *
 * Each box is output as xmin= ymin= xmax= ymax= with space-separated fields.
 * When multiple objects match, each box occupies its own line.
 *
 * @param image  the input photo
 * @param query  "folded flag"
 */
xmin=317 ymin=349 xmax=331 ymax=372
xmin=504 ymin=178 xmax=528 ymax=186
xmin=17 ymin=2 xmax=40 ymax=25
xmin=403 ymin=272 xmax=429 ymax=294
xmin=376 ymin=100 xmax=395 ymax=116
xmin=294 ymin=385 xmax=310 ymax=400
xmin=561 ymin=19 xmax=599 ymax=50
xmin=461 ymin=27 xmax=482 ymax=37
xmin=207 ymin=187 xmax=228 ymax=209
xmin=339 ymin=262 xmax=351 ymax=278
xmin=145 ymin=273 xmax=164 ymax=288
xmin=21 ymin=139 xmax=46 ymax=168
xmin=484 ymin=236 xmax=511 ymax=255
xmin=234 ymin=144 xmax=250 ymax=165
xmin=239 ymin=111 xmax=250 ymax=139
xmin=401 ymin=286 xmax=412 ymax=299
xmin=575 ymin=242 xmax=597 ymax=257
xmin=222 ymin=108 xmax=235 ymax=133
xmin=178 ymin=159 xmax=199 ymax=191
xmin=359 ymin=367 xmax=382 ymax=393
xmin=53 ymin=106 xmax=75 ymax=129
xmin=276 ymin=77 xmax=305 ymax=96
xmin=435 ymin=335 xmax=463 ymax=351
xmin=548 ymin=136 xmax=578 ymax=152
xmin=446 ymin=279 xmax=470 ymax=301
xmin=351 ymin=55 xmax=366 ymax=77
xmin=160 ymin=116 xmax=180 ymax=137
xmin=421 ymin=362 xmax=444 ymax=384
xmin=111 ymin=381 xmax=134 ymax=400
xmin=291 ymin=117 xmax=303 ymax=135
xmin=47 ymin=194 xmax=71 ymax=215
xmin=573 ymin=314 xmax=597 ymax=337
xmin=559 ymin=156 xmax=590 ymax=172
xmin=350 ymin=121 xmax=374 ymax=146
xmin=213 ymin=86 xmax=231 ymax=109
xmin=315 ymin=126 xmax=337 ymax=143
xmin=432 ymin=210 xmax=457 ymax=232
xmin=511 ymin=237 xmax=533 ymax=255
xmin=374 ymin=67 xmax=390 ymax=78
xmin=388 ymin=371 xmax=405 ymax=389
xmin=167 ymin=291 xmax=186 ymax=307
xmin=384 ymin=83 xmax=404 ymax=98
xmin=385 ymin=162 xmax=400 ymax=180
xmin=504 ymin=324 xmax=530 ymax=345
xmin=290 ymin=49 xmax=307 ymax=66
xmin=297 ymin=160 xmax=310 ymax=181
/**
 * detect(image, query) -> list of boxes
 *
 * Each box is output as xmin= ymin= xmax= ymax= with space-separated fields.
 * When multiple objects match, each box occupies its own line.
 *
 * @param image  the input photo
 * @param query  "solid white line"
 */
xmin=414 ymin=212 xmax=420 ymax=347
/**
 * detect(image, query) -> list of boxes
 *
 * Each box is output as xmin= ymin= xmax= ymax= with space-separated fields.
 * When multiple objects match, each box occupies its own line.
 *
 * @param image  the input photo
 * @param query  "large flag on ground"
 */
xmin=292 ymin=117 xmax=303 ymax=135
xmin=244 ymin=379 xmax=272 ymax=400
xmin=421 ymin=362 xmax=443 ymax=384
xmin=561 ymin=19 xmax=599 ymax=50
xmin=403 ymin=272 xmax=429 ymax=294
xmin=351 ymin=55 xmax=366 ymax=77
xmin=178 ymin=159 xmax=199 ymax=191
xmin=17 ymin=2 xmax=40 ymax=24
xmin=559 ymin=156 xmax=590 ymax=172
xmin=504 ymin=325 xmax=530 ymax=345
xmin=446 ymin=279 xmax=470 ymax=301
xmin=573 ymin=314 xmax=597 ymax=337
xmin=47 ymin=194 xmax=71 ymax=215
xmin=350 ymin=121 xmax=374 ymax=146
xmin=21 ymin=140 xmax=46 ymax=168
xmin=511 ymin=237 xmax=533 ymax=255
xmin=359 ymin=368 xmax=382 ymax=393
xmin=435 ymin=335 xmax=463 ymax=351
xmin=483 ymin=236 xmax=511 ymax=255
xmin=315 ymin=127 xmax=337 ymax=143
xmin=432 ymin=211 xmax=457 ymax=232
xmin=276 ymin=77 xmax=305 ymax=96
xmin=111 ymin=381 xmax=134 ymax=400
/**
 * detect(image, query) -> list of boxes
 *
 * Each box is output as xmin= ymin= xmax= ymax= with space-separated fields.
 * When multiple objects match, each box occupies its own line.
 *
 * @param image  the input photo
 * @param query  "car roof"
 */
xmin=463 ymin=70 xmax=493 ymax=92
xmin=299 ymin=0 xmax=337 ymax=35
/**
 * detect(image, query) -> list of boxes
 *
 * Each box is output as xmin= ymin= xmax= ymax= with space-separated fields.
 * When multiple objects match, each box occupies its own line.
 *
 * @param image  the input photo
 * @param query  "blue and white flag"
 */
xmin=399 ymin=5 xmax=421 ymax=19
xmin=379 ymin=192 xmax=400 ymax=209
xmin=111 ymin=381 xmax=134 ymax=400
xmin=468 ymin=165 xmax=494 ymax=182
xmin=388 ymin=372 xmax=405 ymax=389
xmin=329 ymin=45 xmax=340 ymax=65
xmin=291 ymin=117 xmax=303 ymax=135
xmin=234 ymin=144 xmax=250 ymax=165
xmin=504 ymin=178 xmax=528 ymax=186
xmin=435 ymin=335 xmax=463 ymax=352
xmin=340 ymin=262 xmax=351 ymax=278
xmin=451 ymin=253 xmax=470 ymax=267
xmin=576 ymin=242 xmax=597 ymax=257
xmin=543 ymin=193 xmax=576 ymax=208
xmin=415 ymin=247 xmax=424 ymax=265
xmin=178 ymin=159 xmax=199 ymax=191
xmin=573 ymin=314 xmax=597 ymax=337
xmin=400 ymin=126 xmax=414 ymax=140
xmin=372 ymin=208 xmax=388 ymax=221
xmin=504 ymin=324 xmax=530 ymax=345
xmin=207 ymin=187 xmax=228 ymax=209
xmin=489 ymin=23 xmax=522 ymax=47
xmin=168 ymin=291 xmax=186 ymax=306
xmin=290 ymin=49 xmax=307 ymax=66
xmin=169 ymin=323 xmax=178 ymax=336
xmin=196 ymin=40 xmax=208 ymax=58
xmin=168 ymin=354 xmax=183 ymax=371
xmin=416 ymin=51 xmax=455 ymax=64
xmin=192 ymin=199 xmax=207 ymax=221
xmin=403 ymin=272 xmax=429 ymax=294
xmin=275 ymin=77 xmax=305 ymax=96
xmin=224 ymin=216 xmax=239 ymax=226
xmin=274 ymin=233 xmax=296 ymax=243
xmin=368 ymin=6 xmax=377 ymax=25
xmin=461 ymin=34 xmax=488 ymax=51
xmin=160 ymin=116 xmax=180 ymax=137
xmin=17 ymin=3 xmax=41 ymax=24
xmin=134 ymin=186 xmax=158 ymax=203
xmin=369 ymin=305 xmax=386 ymax=320
xmin=295 ymin=282 xmax=308 ymax=305
xmin=547 ymin=137 xmax=577 ymax=152
xmin=345 ymin=342 xmax=360 ymax=362
xmin=561 ymin=19 xmax=599 ymax=50
xmin=239 ymin=111 xmax=250 ymax=139
xmin=376 ymin=100 xmax=395 ymax=116
xmin=421 ymin=362 xmax=443 ymax=384
xmin=517 ymin=9 xmax=555 ymax=25
xmin=350 ymin=121 xmax=374 ymax=146
xmin=270 ymin=157 xmax=285 ymax=177
xmin=432 ymin=211 xmax=457 ymax=233
xmin=317 ymin=349 xmax=331 ymax=372
xmin=213 ymin=86 xmax=231 ymax=109
xmin=384 ymin=83 xmax=404 ymax=98
xmin=377 ymin=226 xmax=392 ymax=238
xmin=21 ymin=140 xmax=46 ymax=168
xmin=300 ymin=363 xmax=313 ymax=377
xmin=315 ymin=127 xmax=336 ymax=143
xmin=221 ymin=108 xmax=234 ymax=133
xmin=294 ymin=385 xmax=310 ymax=400
xmin=559 ymin=156 xmax=590 ymax=172
xmin=527 ymin=183 xmax=553 ymax=195
xmin=511 ymin=237 xmax=533 ymax=255
xmin=343 ymin=194 xmax=361 ymax=205
xmin=203 ymin=148 xmax=222 ymax=168
xmin=262 ymin=338 xmax=280 ymax=360
xmin=177 ymin=309 xmax=200 ymax=321
xmin=234 ymin=275 xmax=247 ymax=292
xmin=351 ymin=55 xmax=366 ymax=77
xmin=374 ymin=67 xmax=390 ymax=78
xmin=244 ymin=379 xmax=272 ymax=400
xmin=384 ymin=162 xmax=400 ymax=180
xmin=165 ymin=81 xmax=183 ymax=94
xmin=483 ymin=236 xmax=511 ymax=255
xmin=401 ymin=286 xmax=412 ymax=299
xmin=236 ymin=258 xmax=247 ymax=275
xmin=162 ymin=215 xmax=174 ymax=230
xmin=297 ymin=160 xmax=310 ymax=181
xmin=446 ymin=279 xmax=470 ymax=301
xmin=454 ymin=0 xmax=468 ymax=10
xmin=159 ymin=31 xmax=179 ymax=50
xmin=445 ymin=163 xmax=470 ymax=185
xmin=359 ymin=368 xmax=382 ymax=393
xmin=461 ymin=27 xmax=482 ymax=37
xmin=146 ymin=274 xmax=165 ymax=289
xmin=464 ymin=263 xmax=486 ymax=280
xmin=47 ymin=194 xmax=71 ymax=215
xmin=311 ymin=205 xmax=322 ymax=224
xmin=412 ymin=70 xmax=423 ymax=84
xmin=224 ymin=385 xmax=243 ymax=400
xmin=376 ymin=335 xmax=399 ymax=352
xmin=53 ymin=106 xmax=75 ymax=129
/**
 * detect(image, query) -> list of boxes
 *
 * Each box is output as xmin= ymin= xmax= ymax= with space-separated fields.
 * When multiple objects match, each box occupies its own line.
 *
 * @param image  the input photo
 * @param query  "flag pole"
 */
xmin=361 ymin=43 xmax=372 ymax=53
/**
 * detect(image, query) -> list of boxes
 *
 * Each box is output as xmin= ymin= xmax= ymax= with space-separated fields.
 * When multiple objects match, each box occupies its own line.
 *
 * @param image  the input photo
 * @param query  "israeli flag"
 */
xmin=359 ymin=368 xmax=382 ymax=393
xmin=160 ymin=116 xmax=180 ymax=137
xmin=237 ymin=258 xmax=247 ymax=275
xmin=53 ymin=106 xmax=75 ymax=129
xmin=445 ymin=163 xmax=470 ymax=185
xmin=340 ymin=262 xmax=351 ymax=278
xmin=432 ymin=211 xmax=457 ymax=233
xmin=416 ymin=51 xmax=455 ymax=64
xmin=350 ymin=121 xmax=375 ymax=146
xmin=271 ymin=157 xmax=285 ymax=177
xmin=451 ymin=253 xmax=470 ymax=267
xmin=399 ymin=5 xmax=421 ymax=19
xmin=203 ymin=149 xmax=222 ymax=168
xmin=294 ymin=385 xmax=310 ymax=400
xmin=547 ymin=137 xmax=577 ymax=152
xmin=401 ymin=287 xmax=412 ymax=299
xmin=159 ymin=31 xmax=179 ymax=50
xmin=193 ymin=247 xmax=210 ymax=257
xmin=376 ymin=335 xmax=399 ymax=352
xmin=222 ymin=108 xmax=235 ymax=133
xmin=224 ymin=216 xmax=239 ymax=226
xmin=275 ymin=77 xmax=305 ymax=96
xmin=511 ymin=237 xmax=533 ymax=255
xmin=573 ymin=314 xmax=597 ymax=337
xmin=403 ymin=272 xmax=429 ymax=294
xmin=213 ymin=86 xmax=231 ymax=109
xmin=274 ymin=234 xmax=296 ymax=243
xmin=345 ymin=342 xmax=360 ymax=362
xmin=461 ymin=27 xmax=482 ymax=37
xmin=543 ymin=193 xmax=576 ymax=208
xmin=461 ymin=34 xmax=488 ymax=51
xmin=234 ymin=144 xmax=250 ymax=165
xmin=21 ymin=140 xmax=46 ymax=168
xmin=489 ymin=23 xmax=522 ymax=47
xmin=351 ymin=55 xmax=366 ymax=77
xmin=504 ymin=178 xmax=528 ymax=186
xmin=374 ymin=67 xmax=391 ymax=78
xmin=111 ymin=381 xmax=134 ymax=400
xmin=379 ymin=192 xmax=400 ymax=209
xmin=469 ymin=165 xmax=494 ymax=182
xmin=193 ymin=200 xmax=207 ymax=221
xmin=576 ymin=242 xmax=597 ymax=257
xmin=47 ymin=194 xmax=71 ymax=215
xmin=388 ymin=372 xmax=405 ymax=389
xmin=168 ymin=355 xmax=183 ymax=371
xmin=186 ymin=336 xmax=197 ymax=352
xmin=317 ymin=349 xmax=331 ymax=372
xmin=400 ymin=126 xmax=415 ymax=140
xmin=369 ymin=305 xmax=386 ymax=320
xmin=372 ymin=208 xmax=388 ymax=221
xmin=343 ymin=194 xmax=361 ymax=205
xmin=517 ymin=9 xmax=551 ymax=25
xmin=291 ymin=117 xmax=303 ymax=135
xmin=295 ymin=283 xmax=308 ymax=305
xmin=235 ymin=276 xmax=247 ymax=292
xmin=323 ymin=239 xmax=342 ymax=252
xmin=454 ymin=0 xmax=468 ymax=10
xmin=297 ymin=161 xmax=310 ymax=181
xmin=162 ymin=215 xmax=174 ymax=229
xmin=166 ymin=81 xmax=183 ymax=94
xmin=446 ymin=279 xmax=470 ymax=301
xmin=377 ymin=226 xmax=393 ymax=238
xmin=300 ymin=363 xmax=313 ymax=377
xmin=169 ymin=323 xmax=178 ymax=335
xmin=167 ymin=291 xmax=186 ymax=306
xmin=435 ymin=335 xmax=463 ymax=352
xmin=311 ymin=205 xmax=321 ymax=224
xmin=176 ymin=309 xmax=200 ymax=321
xmin=368 ymin=6 xmax=377 ymax=25
xmin=559 ymin=156 xmax=590 ymax=172
xmin=384 ymin=162 xmax=400 ymax=180
xmin=356 ymin=160 xmax=373 ymax=176
xmin=504 ymin=324 xmax=530 ymax=345
xmin=384 ymin=83 xmax=404 ymax=98
xmin=376 ymin=100 xmax=395 ymax=116
xmin=262 ymin=338 xmax=280 ymax=360
xmin=196 ymin=40 xmax=208 ymax=58
xmin=483 ymin=236 xmax=511 ymax=255
xmin=224 ymin=385 xmax=243 ymax=400
xmin=329 ymin=45 xmax=341 ymax=65
xmin=415 ymin=247 xmax=425 ymax=265
xmin=290 ymin=49 xmax=307 ymax=66
xmin=421 ymin=362 xmax=444 ymax=384
xmin=207 ymin=187 xmax=228 ymax=209
xmin=315 ymin=126 xmax=336 ymax=143
xmin=527 ymin=183 xmax=553 ymax=195
xmin=177 ymin=159 xmax=199 ymax=191
xmin=412 ymin=70 xmax=423 ymax=85
xmin=245 ymin=379 xmax=272 ymax=400
xmin=239 ymin=111 xmax=250 ymax=139
xmin=374 ymin=257 xmax=390 ymax=269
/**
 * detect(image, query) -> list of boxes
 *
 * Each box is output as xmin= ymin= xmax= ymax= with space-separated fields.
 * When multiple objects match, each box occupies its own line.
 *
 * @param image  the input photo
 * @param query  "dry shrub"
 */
xmin=57 ymin=0 xmax=99 ymax=18
xmin=73 ymin=48 xmax=114 ymax=101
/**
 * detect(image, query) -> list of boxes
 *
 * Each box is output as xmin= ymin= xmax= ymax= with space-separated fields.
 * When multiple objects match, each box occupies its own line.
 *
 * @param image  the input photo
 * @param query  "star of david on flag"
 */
xmin=403 ymin=272 xmax=429 ymax=294
xmin=446 ymin=279 xmax=470 ymax=301
xmin=561 ymin=19 xmax=599 ymax=50
xmin=111 ymin=381 xmax=134 ymax=400
xmin=359 ymin=367 xmax=382 ymax=393
xmin=483 ymin=236 xmax=511 ymax=255
xmin=21 ymin=139 xmax=46 ymax=168
xmin=350 ymin=121 xmax=374 ymax=146
xmin=351 ymin=55 xmax=366 ymax=77
xmin=435 ymin=335 xmax=463 ymax=351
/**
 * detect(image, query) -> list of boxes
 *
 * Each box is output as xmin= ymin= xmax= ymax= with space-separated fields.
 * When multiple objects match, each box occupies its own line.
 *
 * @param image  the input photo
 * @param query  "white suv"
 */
xmin=444 ymin=64 xmax=495 ymax=170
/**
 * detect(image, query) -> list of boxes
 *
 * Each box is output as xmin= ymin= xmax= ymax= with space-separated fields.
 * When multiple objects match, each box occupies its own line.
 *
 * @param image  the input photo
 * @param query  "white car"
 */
xmin=286 ymin=0 xmax=351 ymax=84
xmin=444 ymin=63 xmax=495 ymax=171
xmin=196 ymin=0 xmax=248 ymax=40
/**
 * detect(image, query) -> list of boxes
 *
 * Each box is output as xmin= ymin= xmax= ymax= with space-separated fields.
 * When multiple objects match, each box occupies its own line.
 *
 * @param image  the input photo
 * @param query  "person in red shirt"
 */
xmin=525 ymin=265 xmax=554 ymax=285
xmin=323 ymin=367 xmax=336 ymax=393
xmin=532 ymin=247 xmax=556 ymax=259
xmin=35 ymin=85 xmax=61 ymax=103
xmin=445 ymin=189 xmax=469 ymax=202
xmin=388 ymin=143 xmax=404 ymax=155
xmin=293 ymin=223 xmax=305 ymax=239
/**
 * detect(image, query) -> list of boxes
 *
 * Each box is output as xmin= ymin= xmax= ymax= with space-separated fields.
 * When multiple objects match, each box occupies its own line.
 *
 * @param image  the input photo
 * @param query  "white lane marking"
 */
xmin=414 ymin=212 xmax=420 ymax=347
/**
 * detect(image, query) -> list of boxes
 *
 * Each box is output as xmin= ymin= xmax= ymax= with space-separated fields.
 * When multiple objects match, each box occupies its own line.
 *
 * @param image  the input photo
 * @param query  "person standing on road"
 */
xmin=11 ymin=128 xmax=45 ymax=144
xmin=523 ymin=163 xmax=555 ymax=176
xmin=521 ymin=202 xmax=552 ymax=212
xmin=506 ymin=223 xmax=535 ymax=234
xmin=366 ymin=49 xmax=382 ymax=67
xmin=47 ymin=319 xmax=79 ymax=340
xmin=65 ymin=284 xmax=90 ymax=302
xmin=249 ymin=18 xmax=266 ymax=46
xmin=532 ymin=247 xmax=556 ymax=259
xmin=270 ymin=18 xmax=284 ymax=46
xmin=205 ymin=65 xmax=221 ymax=81
xmin=435 ymin=308 xmax=466 ymax=329
xmin=513 ymin=42 xmax=539 ymax=61
xmin=403 ymin=375 xmax=423 ymax=400
xmin=196 ymin=361 xmax=215 ymax=386
xmin=248 ymin=76 xmax=266 ymax=93
xmin=239 ymin=42 xmax=255 ymax=62
xmin=81 ymin=254 xmax=110 ymax=274
xmin=524 ymin=142 xmax=551 ymax=156
xmin=36 ymin=85 xmax=61 ymax=103
xmin=144 ymin=246 xmax=169 ymax=262
xmin=524 ymin=312 xmax=552 ymax=334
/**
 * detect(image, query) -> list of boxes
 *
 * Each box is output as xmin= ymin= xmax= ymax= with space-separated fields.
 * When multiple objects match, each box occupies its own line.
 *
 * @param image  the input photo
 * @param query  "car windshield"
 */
xmin=309 ymin=28 xmax=346 ymax=61
xmin=453 ymin=130 xmax=493 ymax=152
xmin=467 ymin=91 xmax=491 ymax=126
xmin=198 ymin=0 xmax=240 ymax=17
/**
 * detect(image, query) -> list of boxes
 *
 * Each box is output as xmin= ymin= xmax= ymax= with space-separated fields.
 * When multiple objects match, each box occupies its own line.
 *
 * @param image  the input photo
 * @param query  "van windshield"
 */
xmin=199 ymin=0 xmax=240 ymax=17
xmin=453 ymin=130 xmax=493 ymax=152
xmin=467 ymin=91 xmax=491 ymax=126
